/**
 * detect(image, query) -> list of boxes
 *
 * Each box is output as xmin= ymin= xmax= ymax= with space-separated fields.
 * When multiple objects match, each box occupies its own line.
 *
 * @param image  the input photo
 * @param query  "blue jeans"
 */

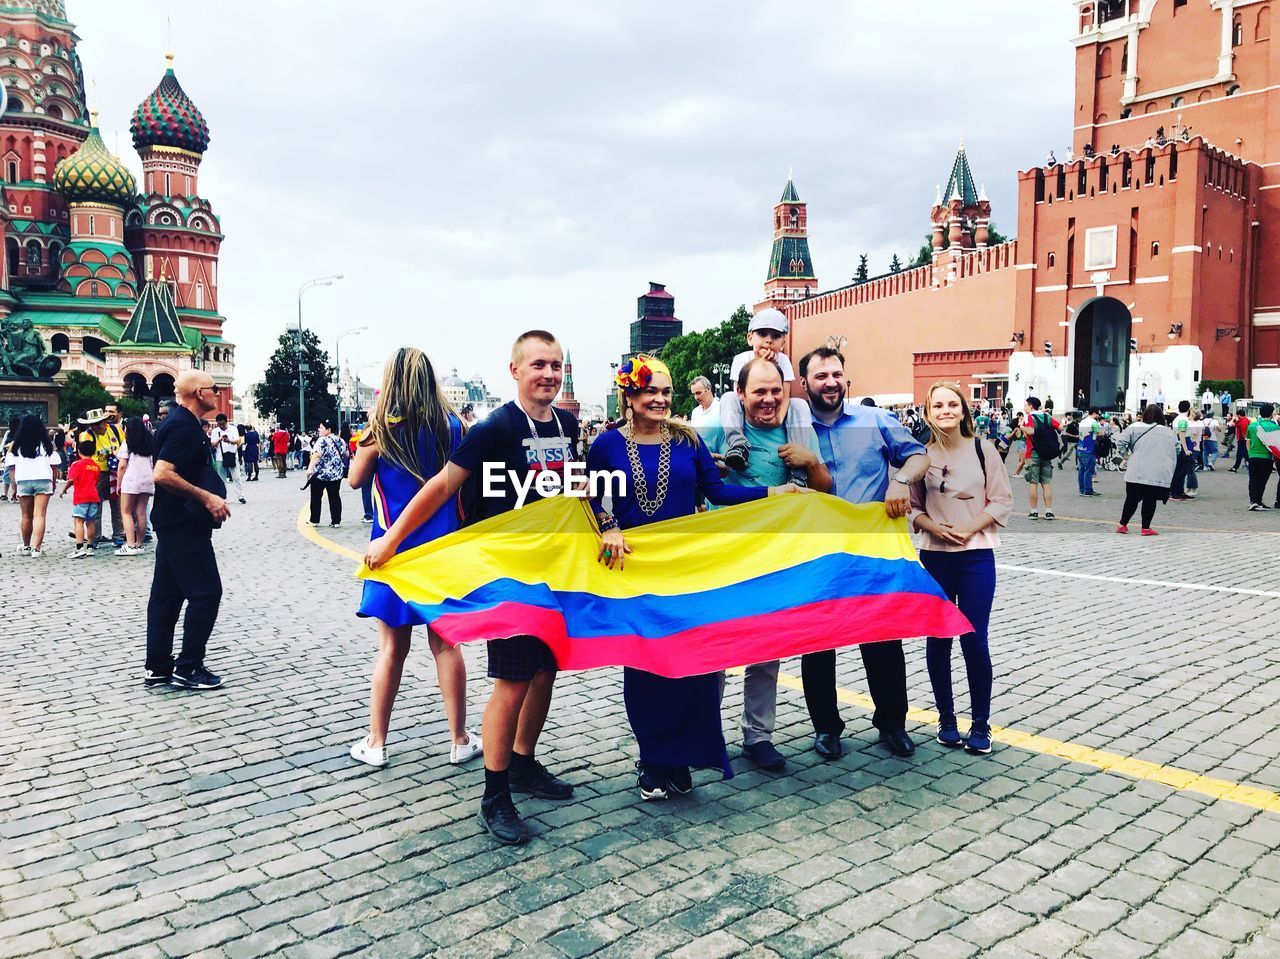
xmin=361 ymin=479 xmax=374 ymax=521
xmin=1202 ymin=440 xmax=1218 ymax=468
xmin=1076 ymin=449 xmax=1096 ymax=494
xmin=920 ymin=549 xmax=995 ymax=725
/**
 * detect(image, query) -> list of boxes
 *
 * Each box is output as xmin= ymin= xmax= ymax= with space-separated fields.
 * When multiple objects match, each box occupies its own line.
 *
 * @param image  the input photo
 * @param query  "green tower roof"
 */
xmin=780 ymin=177 xmax=800 ymax=203
xmin=942 ymin=142 xmax=979 ymax=207
xmin=52 ymin=122 xmax=137 ymax=207
xmin=119 ymin=281 xmax=184 ymax=346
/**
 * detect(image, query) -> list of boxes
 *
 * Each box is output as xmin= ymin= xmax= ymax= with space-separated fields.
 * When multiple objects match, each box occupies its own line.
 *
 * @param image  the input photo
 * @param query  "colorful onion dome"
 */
xmin=130 ymin=55 xmax=210 ymax=154
xmin=53 ymin=120 xmax=137 ymax=206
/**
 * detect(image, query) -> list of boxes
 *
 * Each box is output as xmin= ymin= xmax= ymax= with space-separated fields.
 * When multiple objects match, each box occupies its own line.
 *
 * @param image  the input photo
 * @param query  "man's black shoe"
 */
xmin=813 ymin=733 xmax=843 ymax=760
xmin=509 ymin=759 xmax=574 ymax=800
xmin=171 ymin=666 xmax=223 ymax=690
xmin=879 ymin=729 xmax=916 ymax=757
xmin=143 ymin=669 xmax=171 ymax=688
xmin=478 ymin=794 xmax=529 ymax=845
xmin=743 ymin=741 xmax=786 ymax=771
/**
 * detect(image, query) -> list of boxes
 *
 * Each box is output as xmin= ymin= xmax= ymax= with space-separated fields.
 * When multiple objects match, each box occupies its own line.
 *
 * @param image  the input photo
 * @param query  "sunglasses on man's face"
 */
xmin=198 ymin=385 xmax=221 ymax=395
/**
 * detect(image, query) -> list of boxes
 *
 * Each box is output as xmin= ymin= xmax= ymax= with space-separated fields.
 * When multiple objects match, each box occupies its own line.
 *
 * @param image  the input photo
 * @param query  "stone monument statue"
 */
xmin=0 ymin=317 xmax=61 ymax=379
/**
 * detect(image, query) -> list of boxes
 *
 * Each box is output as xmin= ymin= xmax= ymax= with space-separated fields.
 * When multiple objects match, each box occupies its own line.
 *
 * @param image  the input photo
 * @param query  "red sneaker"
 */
xmin=1141 ymin=528 xmax=1158 ymax=536
xmin=1115 ymin=524 xmax=1128 ymax=534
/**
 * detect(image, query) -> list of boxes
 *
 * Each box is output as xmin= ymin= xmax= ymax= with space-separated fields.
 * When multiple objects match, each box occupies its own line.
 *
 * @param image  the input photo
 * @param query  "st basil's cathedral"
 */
xmin=0 ymin=0 xmax=231 ymax=417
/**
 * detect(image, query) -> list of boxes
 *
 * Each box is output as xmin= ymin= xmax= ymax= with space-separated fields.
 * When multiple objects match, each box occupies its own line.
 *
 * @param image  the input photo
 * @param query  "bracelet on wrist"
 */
xmin=598 ymin=515 xmax=620 ymax=533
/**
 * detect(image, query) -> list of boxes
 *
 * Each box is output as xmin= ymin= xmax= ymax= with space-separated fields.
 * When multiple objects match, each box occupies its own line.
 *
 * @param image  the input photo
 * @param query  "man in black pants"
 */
xmin=798 ymin=349 xmax=930 ymax=759
xmin=144 ymin=370 xmax=231 ymax=690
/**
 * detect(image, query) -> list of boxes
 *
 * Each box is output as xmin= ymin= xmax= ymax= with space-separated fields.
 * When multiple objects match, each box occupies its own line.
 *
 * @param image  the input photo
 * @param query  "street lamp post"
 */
xmin=334 ymin=325 xmax=367 ymax=432
xmin=297 ymin=274 xmax=343 ymax=430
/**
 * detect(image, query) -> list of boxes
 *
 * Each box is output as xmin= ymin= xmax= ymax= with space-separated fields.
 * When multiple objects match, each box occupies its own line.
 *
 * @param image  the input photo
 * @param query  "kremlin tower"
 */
xmin=555 ymin=351 xmax=580 ymax=417
xmin=0 ymin=0 xmax=233 ymax=419
xmin=756 ymin=173 xmax=818 ymax=312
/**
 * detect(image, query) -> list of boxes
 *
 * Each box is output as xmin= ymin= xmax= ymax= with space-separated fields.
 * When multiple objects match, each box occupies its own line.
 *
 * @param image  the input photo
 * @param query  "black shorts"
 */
xmin=487 ymin=635 xmax=557 ymax=682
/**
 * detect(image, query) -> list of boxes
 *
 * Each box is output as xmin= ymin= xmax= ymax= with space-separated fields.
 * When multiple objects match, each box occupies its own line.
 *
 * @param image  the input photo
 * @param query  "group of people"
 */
xmin=336 ymin=313 xmax=1009 ymax=848
xmin=1 ymin=403 xmax=156 ymax=558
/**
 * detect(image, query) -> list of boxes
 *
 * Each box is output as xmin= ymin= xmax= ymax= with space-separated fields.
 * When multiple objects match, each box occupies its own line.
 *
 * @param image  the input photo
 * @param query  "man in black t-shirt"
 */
xmin=145 ymin=370 xmax=230 ymax=691
xmin=364 ymin=330 xmax=578 ymax=846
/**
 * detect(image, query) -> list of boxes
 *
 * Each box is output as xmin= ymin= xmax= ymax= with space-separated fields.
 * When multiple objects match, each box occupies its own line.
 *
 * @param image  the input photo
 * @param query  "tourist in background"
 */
xmin=1022 ymin=396 xmax=1059 ymax=520
xmin=1170 ymin=401 xmax=1198 ymax=500
xmin=210 ymin=413 xmax=247 ymax=505
xmin=349 ymin=347 xmax=479 ymax=770
xmin=1229 ymin=409 xmax=1252 ymax=473
xmin=242 ymin=424 xmax=260 ymax=481
xmin=1246 ymin=403 xmax=1280 ymax=511
xmin=1115 ymin=404 xmax=1177 ymax=535
xmin=910 ymin=382 xmax=1012 ymax=755
xmin=1076 ymin=408 xmax=1101 ymax=496
xmin=271 ymin=424 xmax=290 ymax=477
xmin=7 ymin=414 xmax=60 ymax=557
xmin=2 ymin=415 xmax=18 ymax=502
xmin=305 ymin=420 xmax=346 ymax=527
xmin=115 ymin=417 xmax=155 ymax=556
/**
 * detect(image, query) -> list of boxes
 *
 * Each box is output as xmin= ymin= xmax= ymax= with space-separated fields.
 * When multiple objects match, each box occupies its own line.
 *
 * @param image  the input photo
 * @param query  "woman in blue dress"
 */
xmin=348 ymin=347 xmax=482 ymax=769
xmin=586 ymin=355 xmax=804 ymax=800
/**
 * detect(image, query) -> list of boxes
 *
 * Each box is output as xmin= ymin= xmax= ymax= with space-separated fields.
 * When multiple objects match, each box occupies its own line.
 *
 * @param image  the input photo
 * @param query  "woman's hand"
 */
xmin=364 ymin=535 xmax=396 ymax=570
xmin=768 ymin=483 xmax=815 ymax=496
xmin=598 ymin=527 xmax=631 ymax=570
xmin=919 ymin=517 xmax=967 ymax=546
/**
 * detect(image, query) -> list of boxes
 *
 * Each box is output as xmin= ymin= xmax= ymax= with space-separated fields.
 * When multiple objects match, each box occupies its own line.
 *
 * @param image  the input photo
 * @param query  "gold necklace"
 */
xmin=624 ymin=422 xmax=671 ymax=516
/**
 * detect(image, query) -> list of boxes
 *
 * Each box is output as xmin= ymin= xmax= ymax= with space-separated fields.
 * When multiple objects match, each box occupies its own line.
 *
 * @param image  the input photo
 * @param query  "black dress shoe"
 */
xmin=813 ymin=733 xmax=843 ymax=760
xmin=878 ymin=729 xmax=916 ymax=757
xmin=742 ymin=741 xmax=787 ymax=771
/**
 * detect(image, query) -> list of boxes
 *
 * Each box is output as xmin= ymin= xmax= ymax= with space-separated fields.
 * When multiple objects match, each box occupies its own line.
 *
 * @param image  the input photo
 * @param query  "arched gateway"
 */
xmin=1072 ymin=296 xmax=1132 ymax=410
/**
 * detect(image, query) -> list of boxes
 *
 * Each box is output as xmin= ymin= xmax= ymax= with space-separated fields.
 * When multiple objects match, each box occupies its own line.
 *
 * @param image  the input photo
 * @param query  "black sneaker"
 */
xmin=742 ymin=741 xmax=786 ymax=772
xmin=478 ymin=793 xmax=529 ymax=845
xmin=637 ymin=762 xmax=668 ymax=801
xmin=665 ymin=765 xmax=693 ymax=796
xmin=238 ymin=497 xmax=246 ymax=504
xmin=171 ymin=666 xmax=223 ymax=690
xmin=509 ymin=759 xmax=574 ymax=800
xmin=143 ymin=668 xmax=171 ymax=688
xmin=724 ymin=445 xmax=749 ymax=472
xmin=936 ymin=717 xmax=963 ymax=748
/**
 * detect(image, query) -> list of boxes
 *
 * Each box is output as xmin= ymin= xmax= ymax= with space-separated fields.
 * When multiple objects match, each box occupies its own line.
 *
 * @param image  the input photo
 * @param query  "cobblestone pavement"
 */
xmin=2 ymin=460 xmax=1279 ymax=959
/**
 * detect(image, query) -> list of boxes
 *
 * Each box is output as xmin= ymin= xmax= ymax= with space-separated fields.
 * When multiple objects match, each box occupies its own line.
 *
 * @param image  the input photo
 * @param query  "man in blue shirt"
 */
xmin=799 ymin=347 xmax=929 ymax=759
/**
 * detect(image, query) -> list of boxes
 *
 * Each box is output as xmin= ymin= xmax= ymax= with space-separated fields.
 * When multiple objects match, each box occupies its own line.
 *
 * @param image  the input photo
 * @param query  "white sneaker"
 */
xmin=350 ymin=736 xmax=386 ymax=768
xmin=29 ymin=549 xmax=42 ymax=559
xmin=18 ymin=545 xmax=31 ymax=556
xmin=450 ymin=730 xmax=483 ymax=765
xmin=114 ymin=545 xmax=130 ymax=556
xmin=71 ymin=545 xmax=91 ymax=558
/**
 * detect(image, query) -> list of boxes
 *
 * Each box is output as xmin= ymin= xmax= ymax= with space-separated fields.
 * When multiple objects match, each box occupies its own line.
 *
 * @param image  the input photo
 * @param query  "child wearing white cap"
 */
xmin=720 ymin=308 xmax=813 ymax=481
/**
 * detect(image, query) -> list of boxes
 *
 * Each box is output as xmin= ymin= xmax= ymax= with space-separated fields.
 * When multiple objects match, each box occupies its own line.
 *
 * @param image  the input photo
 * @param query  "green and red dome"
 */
xmin=130 ymin=57 xmax=210 ymax=154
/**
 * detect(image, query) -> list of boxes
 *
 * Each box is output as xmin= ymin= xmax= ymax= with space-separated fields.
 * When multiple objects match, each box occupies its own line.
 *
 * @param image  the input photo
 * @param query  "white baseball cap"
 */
xmin=749 ymin=308 xmax=789 ymax=334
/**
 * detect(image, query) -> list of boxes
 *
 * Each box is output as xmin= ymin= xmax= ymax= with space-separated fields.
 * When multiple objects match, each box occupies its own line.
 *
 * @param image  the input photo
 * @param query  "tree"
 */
xmin=987 ymin=222 xmax=1009 ymax=245
xmin=253 ymin=328 xmax=336 ymax=429
xmin=116 ymin=396 xmax=150 ymax=420
xmin=889 ymin=254 xmax=903 ymax=274
xmin=657 ymin=305 xmax=751 ymax=418
xmin=58 ymin=370 xmax=113 ymax=425
xmin=911 ymin=238 xmax=934 ymax=268
xmin=853 ymin=254 xmax=870 ymax=285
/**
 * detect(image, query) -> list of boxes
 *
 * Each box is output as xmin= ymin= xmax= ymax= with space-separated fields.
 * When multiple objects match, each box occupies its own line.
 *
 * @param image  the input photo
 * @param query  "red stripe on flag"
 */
xmin=429 ymin=593 xmax=971 ymax=678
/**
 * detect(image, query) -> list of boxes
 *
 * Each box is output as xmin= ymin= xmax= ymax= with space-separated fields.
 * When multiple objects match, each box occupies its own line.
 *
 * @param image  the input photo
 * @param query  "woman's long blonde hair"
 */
xmin=922 ymin=381 xmax=976 ymax=450
xmin=365 ymin=347 xmax=462 ymax=483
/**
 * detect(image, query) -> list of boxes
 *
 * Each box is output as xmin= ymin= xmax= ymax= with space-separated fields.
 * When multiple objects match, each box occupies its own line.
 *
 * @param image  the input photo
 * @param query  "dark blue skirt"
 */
xmin=357 ymin=579 xmax=428 ymax=628
xmin=624 ymin=668 xmax=732 ymax=779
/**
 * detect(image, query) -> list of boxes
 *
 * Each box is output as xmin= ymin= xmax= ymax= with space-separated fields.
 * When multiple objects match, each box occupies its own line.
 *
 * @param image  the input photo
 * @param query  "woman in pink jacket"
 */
xmin=909 ymin=382 xmax=1014 ymax=756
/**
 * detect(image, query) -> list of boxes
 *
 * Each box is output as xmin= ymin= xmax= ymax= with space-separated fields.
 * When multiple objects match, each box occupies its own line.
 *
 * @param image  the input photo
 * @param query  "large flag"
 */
xmin=358 ymin=495 xmax=972 ymax=678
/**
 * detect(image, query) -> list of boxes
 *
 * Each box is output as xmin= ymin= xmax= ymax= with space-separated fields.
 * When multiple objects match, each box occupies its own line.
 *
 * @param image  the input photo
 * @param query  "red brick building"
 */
xmin=783 ymin=0 xmax=1276 ymax=409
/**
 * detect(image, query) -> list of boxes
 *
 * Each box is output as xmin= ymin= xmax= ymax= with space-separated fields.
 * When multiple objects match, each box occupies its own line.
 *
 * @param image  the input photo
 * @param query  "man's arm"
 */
xmin=884 ymin=452 xmax=929 ymax=519
xmin=154 ymin=460 xmax=230 ymax=522
xmin=364 ymin=461 xmax=471 ymax=568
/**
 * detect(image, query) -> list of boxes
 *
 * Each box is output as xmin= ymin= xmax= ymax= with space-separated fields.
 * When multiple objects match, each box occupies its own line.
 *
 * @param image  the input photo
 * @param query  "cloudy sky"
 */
xmin=73 ymin=1 xmax=1075 ymax=413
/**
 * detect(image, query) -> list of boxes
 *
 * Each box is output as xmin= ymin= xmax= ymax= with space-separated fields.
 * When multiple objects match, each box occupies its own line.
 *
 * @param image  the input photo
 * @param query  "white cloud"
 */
xmin=68 ymin=0 xmax=1074 ymax=414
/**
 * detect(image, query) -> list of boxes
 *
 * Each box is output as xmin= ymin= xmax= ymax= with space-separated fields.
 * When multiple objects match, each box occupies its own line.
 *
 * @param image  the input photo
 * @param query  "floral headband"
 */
xmin=615 ymin=355 xmax=670 ymax=394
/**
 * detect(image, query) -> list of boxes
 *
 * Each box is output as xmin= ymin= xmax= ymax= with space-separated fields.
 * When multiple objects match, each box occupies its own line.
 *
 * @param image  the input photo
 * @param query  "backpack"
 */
xmin=1029 ymin=413 xmax=1061 ymax=460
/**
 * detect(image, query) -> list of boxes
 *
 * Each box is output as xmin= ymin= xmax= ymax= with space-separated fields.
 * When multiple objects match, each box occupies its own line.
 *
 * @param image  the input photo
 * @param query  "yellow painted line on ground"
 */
xmin=299 ymin=517 xmax=1279 ymax=815
xmin=773 ymin=671 xmax=1280 ymax=814
xmin=296 ymin=504 xmax=364 ymax=561
xmin=996 ymin=564 xmax=1280 ymax=599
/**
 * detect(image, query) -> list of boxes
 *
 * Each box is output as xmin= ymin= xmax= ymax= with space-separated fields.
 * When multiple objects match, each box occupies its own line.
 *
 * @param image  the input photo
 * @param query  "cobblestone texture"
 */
xmin=1 ymin=465 xmax=1279 ymax=957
